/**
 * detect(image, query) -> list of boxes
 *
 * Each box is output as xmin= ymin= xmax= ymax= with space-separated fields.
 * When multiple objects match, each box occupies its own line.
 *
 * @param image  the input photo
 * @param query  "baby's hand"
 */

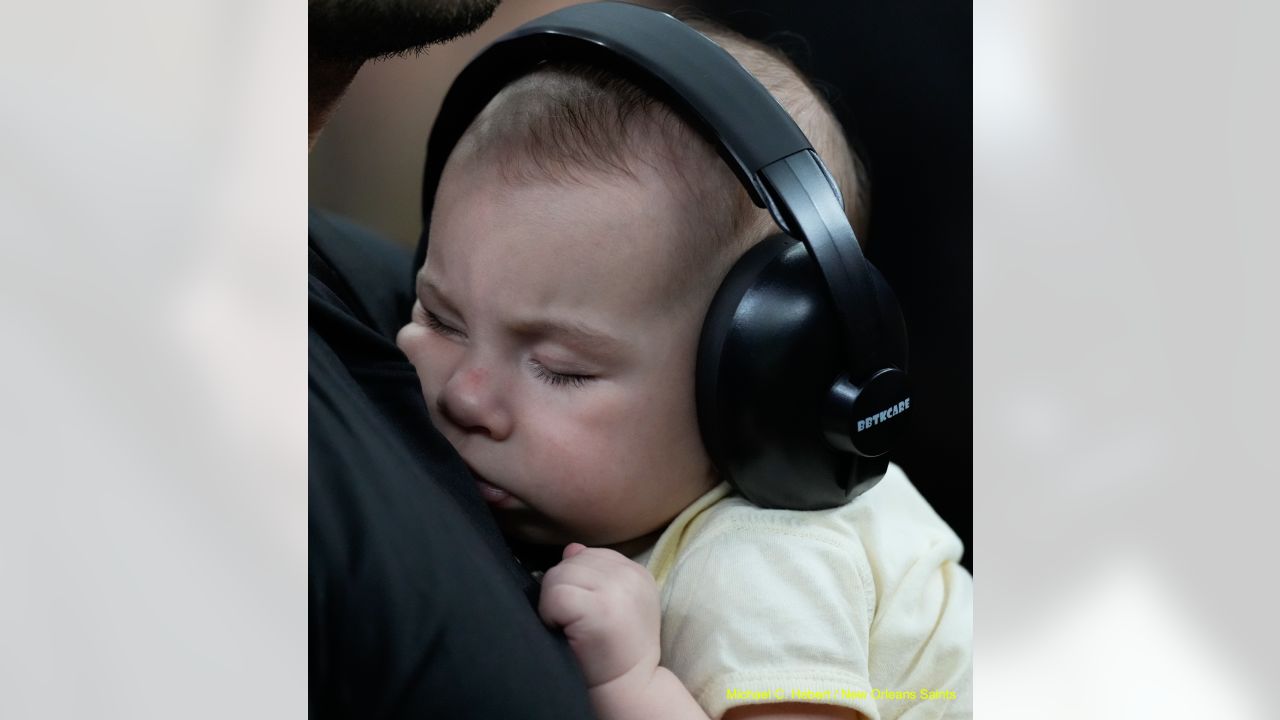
xmin=538 ymin=543 xmax=661 ymax=691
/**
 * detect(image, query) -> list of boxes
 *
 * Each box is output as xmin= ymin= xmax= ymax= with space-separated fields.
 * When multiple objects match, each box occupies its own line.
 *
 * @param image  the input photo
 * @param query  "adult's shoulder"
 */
xmin=309 ymin=208 xmax=416 ymax=341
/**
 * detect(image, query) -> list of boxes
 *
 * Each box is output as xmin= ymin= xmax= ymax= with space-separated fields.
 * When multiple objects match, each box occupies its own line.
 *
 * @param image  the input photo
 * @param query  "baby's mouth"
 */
xmin=475 ymin=477 xmax=512 ymax=504
xmin=466 ymin=465 xmax=512 ymax=505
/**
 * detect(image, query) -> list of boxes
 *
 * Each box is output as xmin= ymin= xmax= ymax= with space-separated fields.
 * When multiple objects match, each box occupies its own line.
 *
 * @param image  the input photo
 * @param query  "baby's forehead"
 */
xmin=434 ymin=153 xmax=721 ymax=312
xmin=447 ymin=144 xmax=690 ymax=238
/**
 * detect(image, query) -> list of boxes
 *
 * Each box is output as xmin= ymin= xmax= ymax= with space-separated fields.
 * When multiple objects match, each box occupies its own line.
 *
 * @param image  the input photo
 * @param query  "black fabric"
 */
xmin=308 ymin=208 xmax=595 ymax=719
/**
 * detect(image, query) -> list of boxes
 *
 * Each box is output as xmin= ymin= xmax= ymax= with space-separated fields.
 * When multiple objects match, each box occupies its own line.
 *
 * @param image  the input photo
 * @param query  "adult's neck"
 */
xmin=309 ymin=56 xmax=365 ymax=151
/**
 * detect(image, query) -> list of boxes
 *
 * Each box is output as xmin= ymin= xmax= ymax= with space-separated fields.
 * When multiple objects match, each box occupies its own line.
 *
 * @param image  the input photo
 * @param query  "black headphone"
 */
xmin=414 ymin=1 xmax=911 ymax=510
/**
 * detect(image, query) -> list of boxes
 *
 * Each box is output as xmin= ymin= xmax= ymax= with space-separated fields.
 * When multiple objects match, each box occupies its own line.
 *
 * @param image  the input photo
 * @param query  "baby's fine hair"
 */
xmin=450 ymin=18 xmax=869 ymax=304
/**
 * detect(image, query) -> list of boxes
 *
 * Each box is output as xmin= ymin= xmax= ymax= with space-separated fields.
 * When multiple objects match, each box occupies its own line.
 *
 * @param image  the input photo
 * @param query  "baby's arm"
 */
xmin=538 ymin=544 xmax=863 ymax=720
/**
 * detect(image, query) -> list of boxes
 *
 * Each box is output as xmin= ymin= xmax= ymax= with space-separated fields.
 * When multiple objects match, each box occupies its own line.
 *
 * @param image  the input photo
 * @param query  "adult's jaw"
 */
xmin=307 ymin=0 xmax=502 ymax=150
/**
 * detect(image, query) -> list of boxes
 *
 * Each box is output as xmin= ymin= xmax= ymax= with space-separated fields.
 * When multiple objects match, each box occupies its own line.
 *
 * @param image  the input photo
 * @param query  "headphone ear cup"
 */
xmin=696 ymin=235 xmax=888 ymax=510
xmin=866 ymin=260 xmax=910 ymax=373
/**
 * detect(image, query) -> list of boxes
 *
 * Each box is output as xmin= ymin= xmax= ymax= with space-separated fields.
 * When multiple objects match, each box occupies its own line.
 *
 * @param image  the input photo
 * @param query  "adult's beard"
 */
xmin=310 ymin=0 xmax=501 ymax=62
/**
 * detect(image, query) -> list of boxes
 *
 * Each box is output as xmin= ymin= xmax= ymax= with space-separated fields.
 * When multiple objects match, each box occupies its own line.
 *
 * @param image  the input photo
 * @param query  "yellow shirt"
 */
xmin=632 ymin=463 xmax=972 ymax=719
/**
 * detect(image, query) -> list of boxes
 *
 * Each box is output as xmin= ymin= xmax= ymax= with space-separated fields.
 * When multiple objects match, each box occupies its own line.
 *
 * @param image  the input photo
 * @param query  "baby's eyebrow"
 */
xmin=418 ymin=269 xmax=630 ymax=360
xmin=510 ymin=317 xmax=630 ymax=359
xmin=418 ymin=272 xmax=462 ymax=315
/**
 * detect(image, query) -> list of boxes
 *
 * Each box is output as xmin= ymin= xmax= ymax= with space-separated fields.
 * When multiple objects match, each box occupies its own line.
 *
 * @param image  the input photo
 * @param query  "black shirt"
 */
xmin=308 ymin=209 xmax=594 ymax=719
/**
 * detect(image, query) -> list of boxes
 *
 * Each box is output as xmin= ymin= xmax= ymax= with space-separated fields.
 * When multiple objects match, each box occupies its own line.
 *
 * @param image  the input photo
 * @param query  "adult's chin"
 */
xmin=309 ymin=0 xmax=501 ymax=62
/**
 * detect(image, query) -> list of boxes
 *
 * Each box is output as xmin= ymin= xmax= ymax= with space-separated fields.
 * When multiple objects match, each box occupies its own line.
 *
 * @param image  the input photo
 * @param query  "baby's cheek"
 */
xmin=530 ymin=439 xmax=626 ymax=526
xmin=398 ymin=324 xmax=445 ymax=372
xmin=409 ymin=335 xmax=455 ymax=384
xmin=394 ymin=323 xmax=419 ymax=360
xmin=528 ymin=428 xmax=599 ymax=494
xmin=404 ymin=347 xmax=458 ymax=430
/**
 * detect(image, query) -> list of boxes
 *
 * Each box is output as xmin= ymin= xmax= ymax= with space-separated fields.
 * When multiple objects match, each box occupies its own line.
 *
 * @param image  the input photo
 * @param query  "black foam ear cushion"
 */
xmin=696 ymin=235 xmax=890 ymax=510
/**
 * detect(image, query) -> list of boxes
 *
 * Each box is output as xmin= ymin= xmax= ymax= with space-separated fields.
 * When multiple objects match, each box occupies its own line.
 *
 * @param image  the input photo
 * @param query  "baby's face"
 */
xmin=397 ymin=159 xmax=717 ymax=551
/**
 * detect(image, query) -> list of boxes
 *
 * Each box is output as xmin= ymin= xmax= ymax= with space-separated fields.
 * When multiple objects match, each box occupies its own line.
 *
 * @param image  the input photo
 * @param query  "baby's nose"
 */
xmin=438 ymin=364 xmax=512 ymax=440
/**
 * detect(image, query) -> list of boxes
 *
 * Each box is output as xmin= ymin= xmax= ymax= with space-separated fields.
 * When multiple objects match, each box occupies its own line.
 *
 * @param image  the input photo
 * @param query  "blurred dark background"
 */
xmin=689 ymin=0 xmax=973 ymax=569
xmin=310 ymin=0 xmax=972 ymax=570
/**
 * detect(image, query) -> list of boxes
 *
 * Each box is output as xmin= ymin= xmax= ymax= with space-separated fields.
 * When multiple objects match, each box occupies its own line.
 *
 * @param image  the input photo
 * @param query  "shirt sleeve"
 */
xmin=864 ymin=540 xmax=973 ymax=719
xmin=655 ymin=512 xmax=881 ymax=719
xmin=873 ymin=559 xmax=972 ymax=719
xmin=858 ymin=469 xmax=973 ymax=719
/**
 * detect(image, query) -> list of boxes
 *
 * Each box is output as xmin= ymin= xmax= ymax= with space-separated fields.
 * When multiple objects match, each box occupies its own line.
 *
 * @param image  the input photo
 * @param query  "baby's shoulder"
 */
xmin=696 ymin=464 xmax=955 ymax=542
xmin=674 ymin=464 xmax=965 ymax=596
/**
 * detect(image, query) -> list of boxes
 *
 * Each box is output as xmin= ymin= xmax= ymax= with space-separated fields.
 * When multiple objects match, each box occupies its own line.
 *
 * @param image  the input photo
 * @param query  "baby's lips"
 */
xmin=475 ymin=477 xmax=511 ymax=503
xmin=466 ymin=465 xmax=512 ymax=504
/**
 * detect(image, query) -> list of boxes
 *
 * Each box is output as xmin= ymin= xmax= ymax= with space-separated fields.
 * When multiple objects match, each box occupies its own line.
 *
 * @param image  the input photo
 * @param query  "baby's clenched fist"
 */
xmin=537 ymin=543 xmax=662 ymax=690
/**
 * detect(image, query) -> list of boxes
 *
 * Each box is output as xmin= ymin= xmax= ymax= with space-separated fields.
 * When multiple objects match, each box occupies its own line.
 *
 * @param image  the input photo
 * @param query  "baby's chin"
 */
xmin=497 ymin=513 xmax=657 ymax=558
xmin=494 ymin=508 xmax=576 ymax=546
xmin=603 ymin=530 xmax=662 ymax=560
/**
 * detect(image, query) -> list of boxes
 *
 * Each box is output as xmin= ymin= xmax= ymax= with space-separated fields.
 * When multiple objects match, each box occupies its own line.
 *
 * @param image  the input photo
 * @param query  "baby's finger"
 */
xmin=542 ymin=556 xmax=609 ymax=592
xmin=563 ymin=542 xmax=587 ymax=559
xmin=538 ymin=582 xmax=594 ymax=629
xmin=560 ymin=545 xmax=649 ymax=578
